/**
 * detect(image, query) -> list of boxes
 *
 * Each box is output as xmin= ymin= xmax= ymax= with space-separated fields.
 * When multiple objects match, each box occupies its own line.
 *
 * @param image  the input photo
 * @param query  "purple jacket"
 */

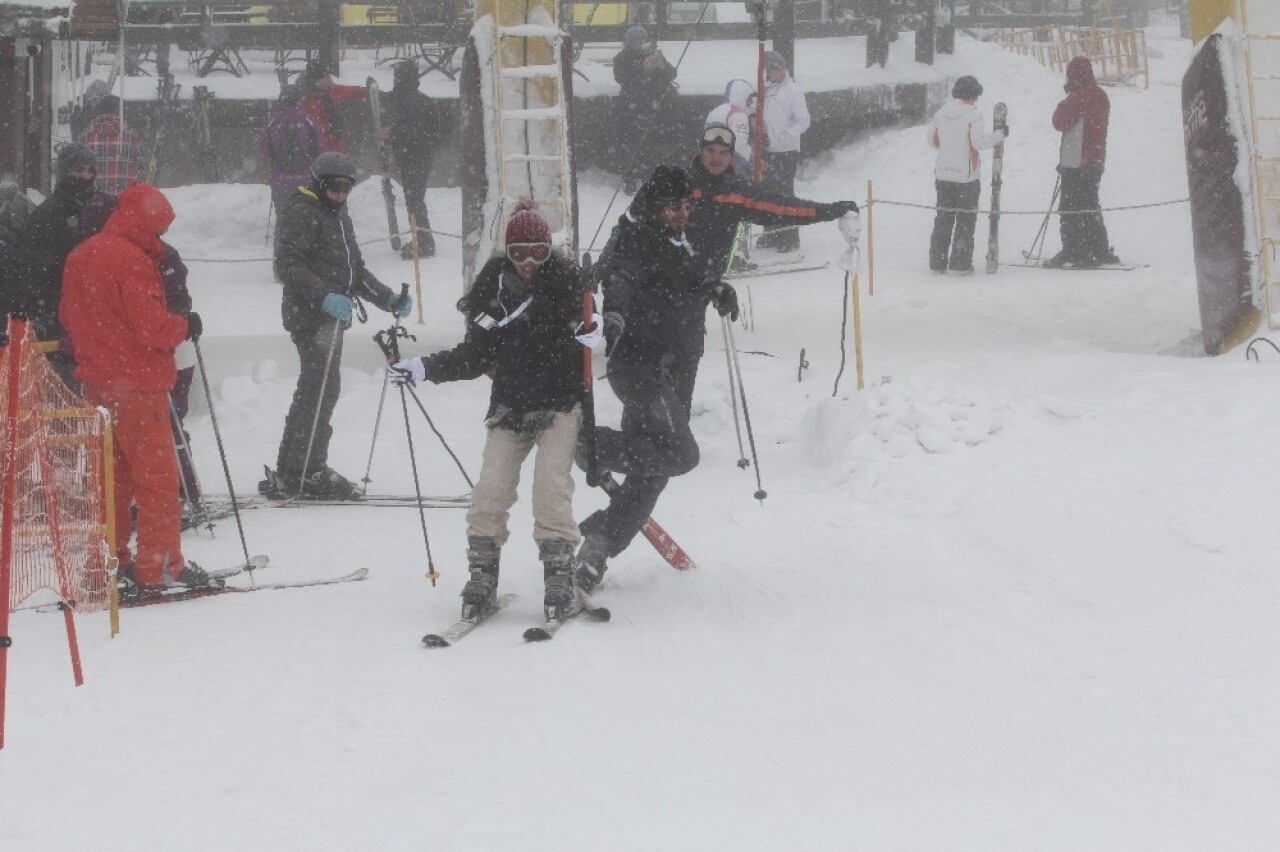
xmin=261 ymin=105 xmax=320 ymax=196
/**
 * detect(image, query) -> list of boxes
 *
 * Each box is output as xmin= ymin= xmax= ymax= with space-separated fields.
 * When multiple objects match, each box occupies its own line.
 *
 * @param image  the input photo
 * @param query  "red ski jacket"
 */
xmin=300 ymin=84 xmax=368 ymax=153
xmin=1053 ymin=57 xmax=1110 ymax=169
xmin=60 ymin=183 xmax=190 ymax=393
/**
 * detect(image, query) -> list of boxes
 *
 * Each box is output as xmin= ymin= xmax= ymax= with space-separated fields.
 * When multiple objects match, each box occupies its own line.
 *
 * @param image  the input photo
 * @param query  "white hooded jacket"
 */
xmin=762 ymin=75 xmax=810 ymax=154
xmin=927 ymin=99 xmax=1006 ymax=184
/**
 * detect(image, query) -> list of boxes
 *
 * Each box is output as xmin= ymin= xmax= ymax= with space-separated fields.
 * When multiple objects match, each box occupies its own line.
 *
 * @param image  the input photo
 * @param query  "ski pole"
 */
xmin=169 ymin=395 xmax=209 ymax=534
xmin=580 ymin=255 xmax=601 ymax=488
xmin=360 ymin=367 xmax=391 ymax=495
xmin=408 ymin=212 xmax=424 ymax=325
xmin=264 ymin=197 xmax=274 ymax=246
xmin=1026 ymin=174 xmax=1061 ymax=265
xmin=723 ymin=317 xmax=767 ymax=504
xmin=373 ymin=309 xmax=439 ymax=586
xmin=719 ymin=315 xmax=748 ymax=469
xmin=192 ymin=338 xmax=257 ymax=581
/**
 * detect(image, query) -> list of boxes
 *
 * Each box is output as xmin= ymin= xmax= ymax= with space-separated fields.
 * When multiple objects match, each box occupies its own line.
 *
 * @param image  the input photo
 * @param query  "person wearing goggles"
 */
xmin=389 ymin=200 xmax=599 ymax=623
xmin=262 ymin=151 xmax=412 ymax=502
xmin=679 ymin=120 xmax=861 ymax=276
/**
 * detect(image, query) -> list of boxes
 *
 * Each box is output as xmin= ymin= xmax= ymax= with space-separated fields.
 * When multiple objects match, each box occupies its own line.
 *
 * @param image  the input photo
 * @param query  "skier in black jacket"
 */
xmin=0 ymin=182 xmax=36 ymax=331
xmin=390 ymin=201 xmax=599 ymax=621
xmin=262 ymin=152 xmax=412 ymax=500
xmin=575 ymin=165 xmax=739 ymax=591
xmin=686 ymin=123 xmax=859 ymax=277
xmin=23 ymin=143 xmax=99 ymax=389
xmin=387 ymin=60 xmax=445 ymax=259
xmin=613 ymin=25 xmax=678 ymax=193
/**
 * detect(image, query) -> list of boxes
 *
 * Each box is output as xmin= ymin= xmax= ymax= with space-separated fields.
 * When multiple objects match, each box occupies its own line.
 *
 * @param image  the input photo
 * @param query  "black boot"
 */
xmin=541 ymin=539 xmax=577 ymax=621
xmin=460 ymin=537 xmax=500 ymax=621
xmin=573 ymin=534 xmax=609 ymax=593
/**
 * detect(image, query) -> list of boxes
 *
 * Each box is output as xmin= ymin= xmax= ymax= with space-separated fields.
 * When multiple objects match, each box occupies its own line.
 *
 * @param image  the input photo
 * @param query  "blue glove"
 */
xmin=321 ymin=293 xmax=354 ymax=322
xmin=388 ymin=292 xmax=413 ymax=318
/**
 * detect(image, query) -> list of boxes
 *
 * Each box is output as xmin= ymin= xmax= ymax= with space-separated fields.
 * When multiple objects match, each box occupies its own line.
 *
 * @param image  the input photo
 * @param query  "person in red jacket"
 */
xmin=297 ymin=64 xmax=369 ymax=154
xmin=1046 ymin=56 xmax=1120 ymax=268
xmin=59 ymin=182 xmax=210 ymax=597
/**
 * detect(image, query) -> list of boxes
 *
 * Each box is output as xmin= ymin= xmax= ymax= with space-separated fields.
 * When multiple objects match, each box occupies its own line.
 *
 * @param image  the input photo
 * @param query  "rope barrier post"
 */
xmin=866 ymin=180 xmax=875 ymax=297
xmin=408 ymin=213 xmax=425 ymax=326
xmin=852 ymin=271 xmax=865 ymax=391
xmin=103 ymin=417 xmax=120 ymax=638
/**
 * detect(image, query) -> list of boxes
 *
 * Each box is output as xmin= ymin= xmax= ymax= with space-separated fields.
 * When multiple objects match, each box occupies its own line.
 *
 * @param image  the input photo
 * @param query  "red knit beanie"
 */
xmin=505 ymin=198 xmax=552 ymax=244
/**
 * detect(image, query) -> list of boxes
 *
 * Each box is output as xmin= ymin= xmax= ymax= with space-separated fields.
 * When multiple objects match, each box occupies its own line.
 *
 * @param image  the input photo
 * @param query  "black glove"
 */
xmin=711 ymin=283 xmax=739 ymax=321
xmin=603 ymin=312 xmax=625 ymax=357
xmin=1001 ymin=124 xmax=1010 ymax=138
xmin=185 ymin=311 xmax=202 ymax=341
xmin=819 ymin=200 xmax=860 ymax=219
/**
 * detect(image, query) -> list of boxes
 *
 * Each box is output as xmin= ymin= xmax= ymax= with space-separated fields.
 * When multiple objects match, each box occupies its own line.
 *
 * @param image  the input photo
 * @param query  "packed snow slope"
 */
xmin=5 ymin=19 xmax=1280 ymax=850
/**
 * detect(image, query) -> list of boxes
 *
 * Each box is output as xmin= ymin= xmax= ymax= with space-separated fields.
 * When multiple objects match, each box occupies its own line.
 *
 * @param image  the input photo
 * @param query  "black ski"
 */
xmin=367 ymin=77 xmax=402 ymax=251
xmin=120 ymin=566 xmax=368 ymax=608
xmin=986 ymin=102 xmax=1007 ymax=274
xmin=421 ymin=593 xmax=518 ymax=647
xmin=1013 ymin=257 xmax=1146 ymax=272
xmin=523 ymin=594 xmax=611 ymax=642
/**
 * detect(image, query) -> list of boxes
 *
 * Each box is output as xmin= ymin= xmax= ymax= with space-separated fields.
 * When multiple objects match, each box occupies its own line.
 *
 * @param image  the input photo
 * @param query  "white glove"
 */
xmin=838 ymin=211 xmax=862 ymax=273
xmin=574 ymin=312 xmax=605 ymax=349
xmin=838 ymin=210 xmax=861 ymax=249
xmin=388 ymin=358 xmax=427 ymax=387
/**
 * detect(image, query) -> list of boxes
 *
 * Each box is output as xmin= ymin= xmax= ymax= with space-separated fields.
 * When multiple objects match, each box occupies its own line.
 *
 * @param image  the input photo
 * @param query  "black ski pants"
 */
xmin=276 ymin=320 xmax=344 ymax=481
xmin=401 ymin=166 xmax=435 ymax=255
xmin=1057 ymin=165 xmax=1112 ymax=263
xmin=929 ymin=179 xmax=981 ymax=272
xmin=580 ymin=358 xmax=700 ymax=557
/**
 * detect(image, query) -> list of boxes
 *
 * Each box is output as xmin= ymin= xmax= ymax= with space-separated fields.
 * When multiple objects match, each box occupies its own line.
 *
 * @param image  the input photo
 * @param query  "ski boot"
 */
xmin=573 ymin=534 xmax=609 ymax=594
xmin=460 ymin=537 xmax=500 ymax=621
xmin=164 ymin=560 xmax=219 ymax=589
xmin=259 ymin=465 xmax=299 ymax=499
xmin=541 ymin=539 xmax=577 ymax=622
xmin=300 ymin=466 xmax=362 ymax=501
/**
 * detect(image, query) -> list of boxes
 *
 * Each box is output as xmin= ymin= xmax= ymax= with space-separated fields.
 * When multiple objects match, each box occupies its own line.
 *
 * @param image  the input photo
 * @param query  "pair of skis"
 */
xmin=117 ymin=557 xmax=368 ymax=608
xmin=985 ymin=102 xmax=1007 ymax=275
xmin=421 ymin=592 xmax=612 ymax=647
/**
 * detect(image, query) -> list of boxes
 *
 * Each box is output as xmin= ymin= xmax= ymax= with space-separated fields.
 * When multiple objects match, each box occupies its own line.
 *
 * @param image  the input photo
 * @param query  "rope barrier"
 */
xmin=873 ymin=197 xmax=1189 ymax=216
xmin=182 ymin=226 xmax=460 ymax=264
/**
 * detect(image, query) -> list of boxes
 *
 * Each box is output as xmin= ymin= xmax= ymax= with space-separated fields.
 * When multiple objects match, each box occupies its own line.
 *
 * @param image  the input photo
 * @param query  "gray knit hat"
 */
xmin=55 ymin=142 xmax=97 ymax=179
xmin=0 ymin=181 xmax=34 ymax=233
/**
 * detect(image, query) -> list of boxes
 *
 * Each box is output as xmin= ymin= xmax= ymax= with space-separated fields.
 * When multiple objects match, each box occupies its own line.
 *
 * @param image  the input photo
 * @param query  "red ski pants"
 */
xmin=84 ymin=385 xmax=183 ymax=584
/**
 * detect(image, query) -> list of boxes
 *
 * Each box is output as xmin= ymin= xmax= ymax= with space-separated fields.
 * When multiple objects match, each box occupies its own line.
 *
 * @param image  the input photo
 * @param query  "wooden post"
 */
xmin=104 ymin=418 xmax=120 ymax=638
xmin=408 ymin=213 xmax=425 ymax=326
xmin=866 ymin=179 xmax=875 ymax=296
xmin=852 ymin=273 xmax=865 ymax=391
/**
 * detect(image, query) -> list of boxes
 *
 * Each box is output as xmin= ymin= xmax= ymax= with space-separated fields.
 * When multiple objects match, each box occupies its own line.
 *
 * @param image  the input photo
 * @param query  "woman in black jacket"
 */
xmin=391 ymin=201 xmax=598 ymax=622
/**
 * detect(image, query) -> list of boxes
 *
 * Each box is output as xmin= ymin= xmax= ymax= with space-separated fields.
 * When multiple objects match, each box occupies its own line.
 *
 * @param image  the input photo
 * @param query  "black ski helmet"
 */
xmin=952 ymin=75 xmax=983 ymax=100
xmin=311 ymin=151 xmax=357 ymax=183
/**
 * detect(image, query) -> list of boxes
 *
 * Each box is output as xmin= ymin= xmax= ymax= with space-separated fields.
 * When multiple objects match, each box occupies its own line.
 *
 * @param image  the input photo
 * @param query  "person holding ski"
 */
xmin=297 ymin=64 xmax=368 ymax=154
xmin=684 ymin=123 xmax=859 ymax=278
xmin=574 ymin=165 xmax=737 ymax=591
xmin=23 ymin=143 xmax=100 ymax=390
xmin=78 ymin=95 xmax=147 ymax=195
xmin=926 ymin=75 xmax=1006 ymax=274
xmin=613 ymin=25 xmax=678 ymax=194
xmin=1046 ymin=56 xmax=1119 ymax=269
xmin=757 ymin=52 xmax=812 ymax=253
xmin=389 ymin=201 xmax=597 ymax=622
xmin=385 ymin=60 xmax=446 ymax=259
xmin=261 ymin=83 xmax=320 ymax=276
xmin=59 ymin=182 xmax=210 ymax=598
xmin=261 ymin=152 xmax=412 ymax=501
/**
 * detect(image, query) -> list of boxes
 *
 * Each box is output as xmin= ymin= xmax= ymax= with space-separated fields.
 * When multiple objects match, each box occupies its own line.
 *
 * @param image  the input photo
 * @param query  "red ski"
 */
xmin=598 ymin=474 xmax=696 ymax=571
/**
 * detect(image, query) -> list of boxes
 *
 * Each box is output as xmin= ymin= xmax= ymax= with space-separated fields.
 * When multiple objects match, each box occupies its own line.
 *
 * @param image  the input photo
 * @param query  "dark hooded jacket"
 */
xmin=388 ymin=73 xmax=446 ymax=176
xmin=276 ymin=186 xmax=395 ymax=333
xmin=602 ymin=208 xmax=712 ymax=369
xmin=686 ymin=154 xmax=852 ymax=277
xmin=59 ymin=183 xmax=190 ymax=392
xmin=24 ymin=177 xmax=93 ymax=339
xmin=421 ymin=254 xmax=585 ymax=429
xmin=1053 ymin=57 xmax=1109 ymax=169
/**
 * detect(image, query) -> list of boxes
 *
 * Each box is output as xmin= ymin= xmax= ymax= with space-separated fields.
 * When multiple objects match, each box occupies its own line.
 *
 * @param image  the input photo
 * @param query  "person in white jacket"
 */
xmin=758 ymin=51 xmax=811 ymax=252
xmin=927 ymin=75 xmax=1007 ymax=273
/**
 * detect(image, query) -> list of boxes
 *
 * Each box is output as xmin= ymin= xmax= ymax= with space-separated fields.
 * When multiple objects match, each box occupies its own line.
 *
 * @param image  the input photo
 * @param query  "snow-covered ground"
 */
xmin=7 ymin=16 xmax=1280 ymax=850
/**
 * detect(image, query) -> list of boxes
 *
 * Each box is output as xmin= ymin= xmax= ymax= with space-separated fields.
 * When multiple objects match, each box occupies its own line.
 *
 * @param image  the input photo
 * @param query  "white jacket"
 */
xmin=762 ymin=75 xmax=810 ymax=153
xmin=927 ymin=99 xmax=1006 ymax=184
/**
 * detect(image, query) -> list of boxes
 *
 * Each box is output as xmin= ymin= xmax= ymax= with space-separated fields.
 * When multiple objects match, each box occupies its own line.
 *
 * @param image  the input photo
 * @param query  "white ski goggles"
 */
xmin=506 ymin=242 xmax=551 ymax=264
xmin=700 ymin=125 xmax=736 ymax=149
